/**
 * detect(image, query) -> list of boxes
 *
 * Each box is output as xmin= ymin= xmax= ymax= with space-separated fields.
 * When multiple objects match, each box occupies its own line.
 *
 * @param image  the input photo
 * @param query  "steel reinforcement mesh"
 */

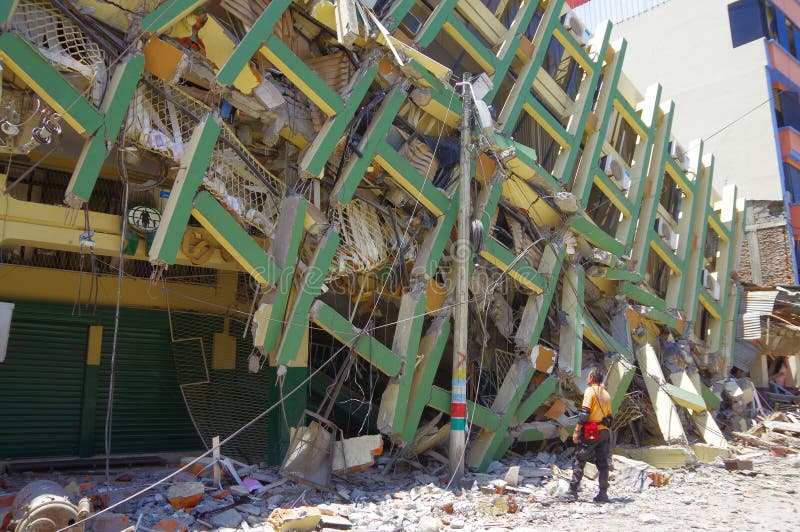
xmin=168 ymin=310 xmax=272 ymax=464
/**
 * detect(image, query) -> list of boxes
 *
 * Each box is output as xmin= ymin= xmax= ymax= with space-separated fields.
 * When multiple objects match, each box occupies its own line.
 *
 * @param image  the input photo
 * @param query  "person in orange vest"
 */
xmin=566 ymin=367 xmax=612 ymax=502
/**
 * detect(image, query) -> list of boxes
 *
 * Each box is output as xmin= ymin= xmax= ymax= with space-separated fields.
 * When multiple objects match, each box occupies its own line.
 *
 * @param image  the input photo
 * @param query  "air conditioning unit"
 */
xmin=701 ymin=269 xmax=721 ymax=301
xmin=474 ymin=99 xmax=495 ymax=141
xmin=654 ymin=217 xmax=680 ymax=251
xmin=564 ymin=12 xmax=592 ymax=46
xmin=668 ymin=140 xmax=691 ymax=172
xmin=600 ymin=154 xmax=632 ymax=192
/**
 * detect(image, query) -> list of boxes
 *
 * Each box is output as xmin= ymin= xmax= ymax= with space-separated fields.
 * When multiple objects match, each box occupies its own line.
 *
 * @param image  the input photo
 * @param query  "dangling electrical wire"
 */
xmin=103 ymin=137 xmax=131 ymax=486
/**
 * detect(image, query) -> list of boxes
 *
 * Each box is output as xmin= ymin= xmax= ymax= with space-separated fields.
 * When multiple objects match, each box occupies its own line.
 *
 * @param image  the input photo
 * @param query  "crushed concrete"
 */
xmin=0 ymin=446 xmax=797 ymax=531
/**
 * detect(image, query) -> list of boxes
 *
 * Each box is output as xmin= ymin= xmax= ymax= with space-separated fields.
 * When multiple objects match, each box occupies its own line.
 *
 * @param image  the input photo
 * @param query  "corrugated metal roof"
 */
xmin=733 ymin=340 xmax=759 ymax=371
xmin=737 ymin=290 xmax=779 ymax=340
xmin=572 ymin=0 xmax=673 ymax=31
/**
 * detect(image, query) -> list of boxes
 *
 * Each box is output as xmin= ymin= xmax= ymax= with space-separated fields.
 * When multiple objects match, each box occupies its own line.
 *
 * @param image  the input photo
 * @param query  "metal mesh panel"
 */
xmin=169 ymin=311 xmax=271 ymax=464
xmin=9 ymin=0 xmax=106 ymax=85
xmin=126 ymin=79 xmax=285 ymax=236
xmin=330 ymin=199 xmax=396 ymax=278
xmin=611 ymin=390 xmax=646 ymax=431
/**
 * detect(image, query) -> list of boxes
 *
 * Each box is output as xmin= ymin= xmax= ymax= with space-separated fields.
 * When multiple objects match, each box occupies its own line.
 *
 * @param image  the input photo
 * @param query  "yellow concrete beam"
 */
xmin=0 ymin=176 xmax=242 ymax=271
xmin=0 ymin=264 xmax=244 ymax=314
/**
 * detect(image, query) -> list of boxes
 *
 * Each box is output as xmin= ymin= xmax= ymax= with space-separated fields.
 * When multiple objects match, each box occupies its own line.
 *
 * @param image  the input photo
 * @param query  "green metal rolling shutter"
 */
xmin=0 ymin=301 xmax=201 ymax=460
xmin=92 ymin=308 xmax=201 ymax=455
xmin=0 ymin=317 xmax=87 ymax=459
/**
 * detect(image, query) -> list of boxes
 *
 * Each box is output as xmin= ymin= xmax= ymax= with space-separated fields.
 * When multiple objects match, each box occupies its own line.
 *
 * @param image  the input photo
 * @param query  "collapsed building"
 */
xmin=0 ymin=0 xmax=746 ymax=478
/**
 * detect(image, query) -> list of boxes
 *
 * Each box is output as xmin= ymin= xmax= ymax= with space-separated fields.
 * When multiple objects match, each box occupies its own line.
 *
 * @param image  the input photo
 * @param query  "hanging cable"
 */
xmin=103 ymin=140 xmax=131 ymax=486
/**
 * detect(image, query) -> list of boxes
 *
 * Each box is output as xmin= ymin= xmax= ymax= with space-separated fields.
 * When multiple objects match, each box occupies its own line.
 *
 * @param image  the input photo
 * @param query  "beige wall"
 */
xmin=603 ymin=0 xmax=782 ymax=201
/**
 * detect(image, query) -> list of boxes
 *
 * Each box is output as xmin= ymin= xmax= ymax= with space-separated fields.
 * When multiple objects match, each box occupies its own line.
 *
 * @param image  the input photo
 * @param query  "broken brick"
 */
xmin=179 ymin=457 xmax=215 ymax=477
xmin=648 ymin=471 xmax=671 ymax=486
xmin=167 ymin=481 xmax=205 ymax=510
xmin=153 ymin=517 xmax=188 ymax=532
xmin=723 ymin=458 xmax=753 ymax=471
xmin=91 ymin=512 xmax=131 ymax=532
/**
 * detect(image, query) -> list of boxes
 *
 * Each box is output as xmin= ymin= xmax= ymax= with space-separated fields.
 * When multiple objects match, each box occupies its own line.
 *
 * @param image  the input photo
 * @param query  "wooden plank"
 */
xmin=764 ymin=420 xmax=800 ymax=434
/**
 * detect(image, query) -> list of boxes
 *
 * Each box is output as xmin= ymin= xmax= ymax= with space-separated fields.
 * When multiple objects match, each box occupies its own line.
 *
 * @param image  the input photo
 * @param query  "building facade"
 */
xmin=0 ymin=0 xmax=744 ymax=466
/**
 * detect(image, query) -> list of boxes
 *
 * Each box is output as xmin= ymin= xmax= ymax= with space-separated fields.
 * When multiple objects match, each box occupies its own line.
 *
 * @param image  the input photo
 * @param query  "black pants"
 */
xmin=570 ymin=428 xmax=610 ymax=491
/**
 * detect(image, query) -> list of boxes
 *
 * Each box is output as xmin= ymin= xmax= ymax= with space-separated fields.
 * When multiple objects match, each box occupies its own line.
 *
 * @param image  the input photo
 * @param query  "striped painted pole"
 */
xmin=450 ymin=73 xmax=472 ymax=484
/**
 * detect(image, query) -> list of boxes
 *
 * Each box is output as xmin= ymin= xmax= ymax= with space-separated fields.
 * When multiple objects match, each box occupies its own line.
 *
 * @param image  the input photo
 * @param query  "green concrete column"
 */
xmin=266 ymin=365 xmax=308 ymax=466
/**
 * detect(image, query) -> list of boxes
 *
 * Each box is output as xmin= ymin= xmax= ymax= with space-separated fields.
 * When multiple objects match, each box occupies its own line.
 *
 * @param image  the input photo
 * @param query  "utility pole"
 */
xmin=450 ymin=73 xmax=472 ymax=485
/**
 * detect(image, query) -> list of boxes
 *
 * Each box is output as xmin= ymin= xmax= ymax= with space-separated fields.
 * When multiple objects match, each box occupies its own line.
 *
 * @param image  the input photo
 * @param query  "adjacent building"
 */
xmin=573 ymin=0 xmax=799 ymax=285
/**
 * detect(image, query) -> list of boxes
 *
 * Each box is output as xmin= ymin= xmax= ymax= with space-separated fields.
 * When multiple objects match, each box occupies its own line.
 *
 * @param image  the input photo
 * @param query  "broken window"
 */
xmin=427 ymin=25 xmax=482 ymax=79
xmin=659 ymin=172 xmax=684 ymax=223
xmin=586 ymin=183 xmax=622 ymax=237
xmin=645 ymin=248 xmax=670 ymax=300
xmin=608 ymin=110 xmax=638 ymax=166
xmin=704 ymin=226 xmax=721 ymax=272
xmin=542 ymin=37 xmax=585 ymax=101
xmin=512 ymin=112 xmax=563 ymax=174
xmin=694 ymin=304 xmax=712 ymax=343
xmin=786 ymin=15 xmax=799 ymax=57
xmin=783 ymin=162 xmax=800 ymax=202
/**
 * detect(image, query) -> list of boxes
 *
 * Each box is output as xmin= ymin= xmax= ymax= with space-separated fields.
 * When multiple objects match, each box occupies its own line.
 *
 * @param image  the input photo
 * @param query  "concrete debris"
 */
xmin=229 ymin=485 xmax=251 ymax=497
xmin=612 ymin=445 xmax=696 ymax=469
xmin=504 ymin=466 xmax=520 ymax=486
xmin=90 ymin=512 xmax=131 ymax=532
xmin=583 ymin=462 xmax=598 ymax=481
xmin=211 ymin=508 xmax=244 ymax=529
xmin=266 ymin=506 xmax=322 ymax=531
xmin=318 ymin=513 xmax=353 ymax=529
xmin=611 ymin=455 xmax=655 ymax=491
xmin=733 ymin=411 xmax=800 ymax=453
xmin=0 ymin=449 xmax=795 ymax=531
xmin=237 ymin=503 xmax=261 ymax=516
xmin=332 ymin=434 xmax=384 ymax=475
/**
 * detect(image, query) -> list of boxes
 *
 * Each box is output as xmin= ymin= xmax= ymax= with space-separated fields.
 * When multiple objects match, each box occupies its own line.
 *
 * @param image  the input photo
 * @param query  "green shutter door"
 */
xmin=93 ymin=309 xmax=201 ymax=455
xmin=0 ymin=318 xmax=87 ymax=459
xmin=0 ymin=301 xmax=201 ymax=460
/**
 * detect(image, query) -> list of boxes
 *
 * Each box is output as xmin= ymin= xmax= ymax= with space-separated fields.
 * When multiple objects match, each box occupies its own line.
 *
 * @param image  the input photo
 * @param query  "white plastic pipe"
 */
xmin=0 ymin=302 xmax=14 ymax=363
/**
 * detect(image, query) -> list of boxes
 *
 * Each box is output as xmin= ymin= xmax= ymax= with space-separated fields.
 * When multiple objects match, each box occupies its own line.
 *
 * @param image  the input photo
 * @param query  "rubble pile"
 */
xmin=1 ymin=446 xmax=800 ymax=531
xmin=732 ymin=411 xmax=800 ymax=454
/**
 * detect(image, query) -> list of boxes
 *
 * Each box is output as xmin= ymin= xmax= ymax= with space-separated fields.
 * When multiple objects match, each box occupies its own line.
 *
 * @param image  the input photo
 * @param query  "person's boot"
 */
xmin=563 ymin=482 xmax=579 ymax=500
xmin=593 ymin=489 xmax=610 ymax=503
